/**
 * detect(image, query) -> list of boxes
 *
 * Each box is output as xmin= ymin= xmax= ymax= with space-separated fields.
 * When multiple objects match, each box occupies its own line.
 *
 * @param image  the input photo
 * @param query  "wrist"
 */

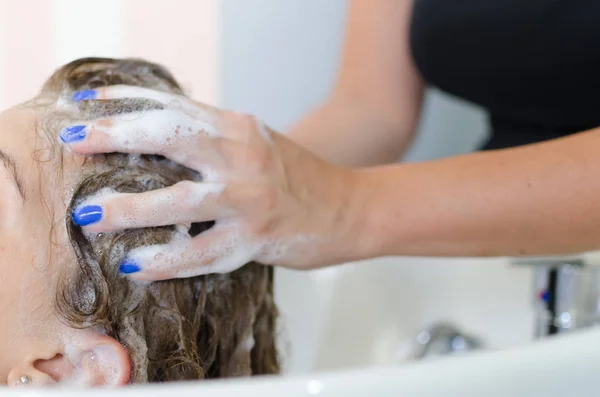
xmin=339 ymin=167 xmax=385 ymax=263
xmin=347 ymin=166 xmax=414 ymax=261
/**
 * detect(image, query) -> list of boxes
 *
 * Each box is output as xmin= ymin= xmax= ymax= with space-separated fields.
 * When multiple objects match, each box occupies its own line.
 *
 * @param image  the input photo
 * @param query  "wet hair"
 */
xmin=41 ymin=58 xmax=279 ymax=382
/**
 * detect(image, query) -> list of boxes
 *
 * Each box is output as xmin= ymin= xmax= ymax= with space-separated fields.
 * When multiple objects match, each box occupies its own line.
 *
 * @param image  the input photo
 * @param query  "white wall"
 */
xmin=220 ymin=0 xmax=535 ymax=374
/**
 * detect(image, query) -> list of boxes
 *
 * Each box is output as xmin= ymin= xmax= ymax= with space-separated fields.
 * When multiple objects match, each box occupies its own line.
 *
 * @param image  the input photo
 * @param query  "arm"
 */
xmin=356 ymin=128 xmax=600 ymax=258
xmin=63 ymin=86 xmax=600 ymax=277
xmin=287 ymin=0 xmax=424 ymax=167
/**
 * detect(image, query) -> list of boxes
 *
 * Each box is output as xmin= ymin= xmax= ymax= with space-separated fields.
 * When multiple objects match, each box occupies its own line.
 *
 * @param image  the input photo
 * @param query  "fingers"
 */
xmin=96 ymin=85 xmax=186 ymax=104
xmin=70 ymin=85 xmax=270 ymax=143
xmin=64 ymin=85 xmax=276 ymax=170
xmin=60 ymin=108 xmax=221 ymax=170
xmin=76 ymin=85 xmax=216 ymax=118
xmin=73 ymin=181 xmax=233 ymax=233
xmin=121 ymin=223 xmax=261 ymax=281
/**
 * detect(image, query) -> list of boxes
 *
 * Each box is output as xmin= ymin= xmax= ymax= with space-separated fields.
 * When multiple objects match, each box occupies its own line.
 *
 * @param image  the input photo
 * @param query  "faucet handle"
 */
xmin=511 ymin=257 xmax=600 ymax=337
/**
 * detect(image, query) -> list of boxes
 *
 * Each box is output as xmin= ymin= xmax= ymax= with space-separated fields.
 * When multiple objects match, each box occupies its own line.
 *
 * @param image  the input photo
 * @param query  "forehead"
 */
xmin=0 ymin=106 xmax=66 ymax=182
xmin=0 ymin=107 xmax=38 ymax=137
xmin=0 ymin=103 xmax=89 ymax=225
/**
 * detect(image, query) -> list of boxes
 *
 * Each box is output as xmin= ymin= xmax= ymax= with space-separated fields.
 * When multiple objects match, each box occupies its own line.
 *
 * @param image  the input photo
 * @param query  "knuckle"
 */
xmin=243 ymin=113 xmax=259 ymax=126
xmin=230 ymin=112 xmax=258 ymax=131
xmin=245 ymin=148 xmax=272 ymax=173
xmin=240 ymin=112 xmax=257 ymax=124
xmin=172 ymin=181 xmax=204 ymax=212
xmin=227 ymin=185 xmax=280 ymax=237
xmin=211 ymin=136 xmax=229 ymax=156
xmin=112 ymin=194 xmax=144 ymax=226
xmin=172 ymin=180 xmax=197 ymax=200
xmin=253 ymin=185 xmax=279 ymax=213
xmin=101 ymin=200 xmax=120 ymax=228
xmin=214 ymin=185 xmax=231 ymax=208
xmin=250 ymin=215 xmax=278 ymax=238
xmin=229 ymin=184 xmax=278 ymax=214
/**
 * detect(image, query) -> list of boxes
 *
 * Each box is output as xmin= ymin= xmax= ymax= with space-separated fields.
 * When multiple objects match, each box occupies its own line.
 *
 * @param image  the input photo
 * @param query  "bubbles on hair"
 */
xmin=166 ymin=98 xmax=185 ymax=113
xmin=201 ymin=167 xmax=220 ymax=183
xmin=77 ymin=283 xmax=97 ymax=314
xmin=242 ymin=335 xmax=255 ymax=352
xmin=60 ymin=99 xmax=279 ymax=382
xmin=127 ymin=154 xmax=141 ymax=168
xmin=173 ymin=224 xmax=192 ymax=240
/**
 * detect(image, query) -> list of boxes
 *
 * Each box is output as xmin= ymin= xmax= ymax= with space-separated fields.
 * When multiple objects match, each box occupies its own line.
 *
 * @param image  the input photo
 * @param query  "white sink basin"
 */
xmin=275 ymin=257 xmax=535 ymax=372
xmin=4 ymin=327 xmax=600 ymax=396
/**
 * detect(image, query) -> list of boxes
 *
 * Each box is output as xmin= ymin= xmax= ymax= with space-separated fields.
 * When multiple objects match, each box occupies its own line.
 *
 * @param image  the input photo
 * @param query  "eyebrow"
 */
xmin=0 ymin=150 xmax=26 ymax=201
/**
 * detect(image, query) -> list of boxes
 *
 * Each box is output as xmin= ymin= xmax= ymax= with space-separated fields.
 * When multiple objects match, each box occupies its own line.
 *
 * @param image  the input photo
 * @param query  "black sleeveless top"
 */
xmin=410 ymin=0 xmax=600 ymax=150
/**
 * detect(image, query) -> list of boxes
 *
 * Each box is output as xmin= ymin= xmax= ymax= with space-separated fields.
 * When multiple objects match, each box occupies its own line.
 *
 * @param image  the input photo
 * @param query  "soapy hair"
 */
xmin=42 ymin=58 xmax=279 ymax=382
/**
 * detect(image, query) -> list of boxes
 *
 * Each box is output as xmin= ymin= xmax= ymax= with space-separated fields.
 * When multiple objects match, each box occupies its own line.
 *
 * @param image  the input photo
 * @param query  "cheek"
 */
xmin=16 ymin=254 xmax=60 ymax=340
xmin=0 ymin=242 xmax=31 ymax=289
xmin=0 ymin=247 xmax=29 ymax=337
xmin=0 ymin=231 xmax=57 ymax=327
xmin=0 ymin=258 xmax=19 ymax=314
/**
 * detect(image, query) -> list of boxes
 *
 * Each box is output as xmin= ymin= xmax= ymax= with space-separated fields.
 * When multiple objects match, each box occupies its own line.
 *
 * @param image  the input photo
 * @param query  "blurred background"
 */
xmin=0 ymin=0 xmax=534 ymax=374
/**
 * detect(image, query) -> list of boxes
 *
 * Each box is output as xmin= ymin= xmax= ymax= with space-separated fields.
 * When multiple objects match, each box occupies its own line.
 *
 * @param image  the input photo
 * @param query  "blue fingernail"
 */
xmin=72 ymin=89 xmax=97 ymax=102
xmin=60 ymin=125 xmax=87 ymax=143
xmin=72 ymin=205 xmax=103 ymax=226
xmin=119 ymin=261 xmax=141 ymax=274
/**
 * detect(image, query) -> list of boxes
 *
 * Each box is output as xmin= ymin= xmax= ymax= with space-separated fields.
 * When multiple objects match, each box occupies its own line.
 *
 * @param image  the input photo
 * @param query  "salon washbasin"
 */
xmin=5 ymin=326 xmax=600 ymax=396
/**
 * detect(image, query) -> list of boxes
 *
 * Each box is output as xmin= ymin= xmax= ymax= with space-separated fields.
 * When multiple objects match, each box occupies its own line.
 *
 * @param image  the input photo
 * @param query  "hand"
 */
xmin=61 ymin=85 xmax=366 ymax=280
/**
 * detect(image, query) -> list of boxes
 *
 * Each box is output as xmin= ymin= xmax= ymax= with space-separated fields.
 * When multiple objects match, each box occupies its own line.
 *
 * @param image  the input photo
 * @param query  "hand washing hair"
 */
xmin=41 ymin=58 xmax=279 ymax=383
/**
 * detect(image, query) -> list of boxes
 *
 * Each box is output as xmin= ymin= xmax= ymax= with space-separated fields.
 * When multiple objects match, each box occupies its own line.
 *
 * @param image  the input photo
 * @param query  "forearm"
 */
xmin=288 ymin=0 xmax=422 ymax=167
xmin=353 ymin=127 xmax=600 ymax=258
xmin=287 ymin=94 xmax=417 ymax=167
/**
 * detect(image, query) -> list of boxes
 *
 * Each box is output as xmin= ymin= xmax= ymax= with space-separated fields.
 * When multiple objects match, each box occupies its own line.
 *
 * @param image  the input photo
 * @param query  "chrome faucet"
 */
xmin=410 ymin=322 xmax=483 ymax=360
xmin=512 ymin=256 xmax=600 ymax=338
xmin=409 ymin=256 xmax=600 ymax=362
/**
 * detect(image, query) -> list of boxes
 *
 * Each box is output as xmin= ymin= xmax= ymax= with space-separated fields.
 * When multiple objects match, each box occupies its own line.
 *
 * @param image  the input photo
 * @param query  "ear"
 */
xmin=8 ymin=334 xmax=131 ymax=387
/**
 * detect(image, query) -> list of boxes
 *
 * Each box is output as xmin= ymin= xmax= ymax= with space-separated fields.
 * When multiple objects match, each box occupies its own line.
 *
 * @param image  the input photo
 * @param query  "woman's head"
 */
xmin=0 ymin=58 xmax=278 ymax=387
